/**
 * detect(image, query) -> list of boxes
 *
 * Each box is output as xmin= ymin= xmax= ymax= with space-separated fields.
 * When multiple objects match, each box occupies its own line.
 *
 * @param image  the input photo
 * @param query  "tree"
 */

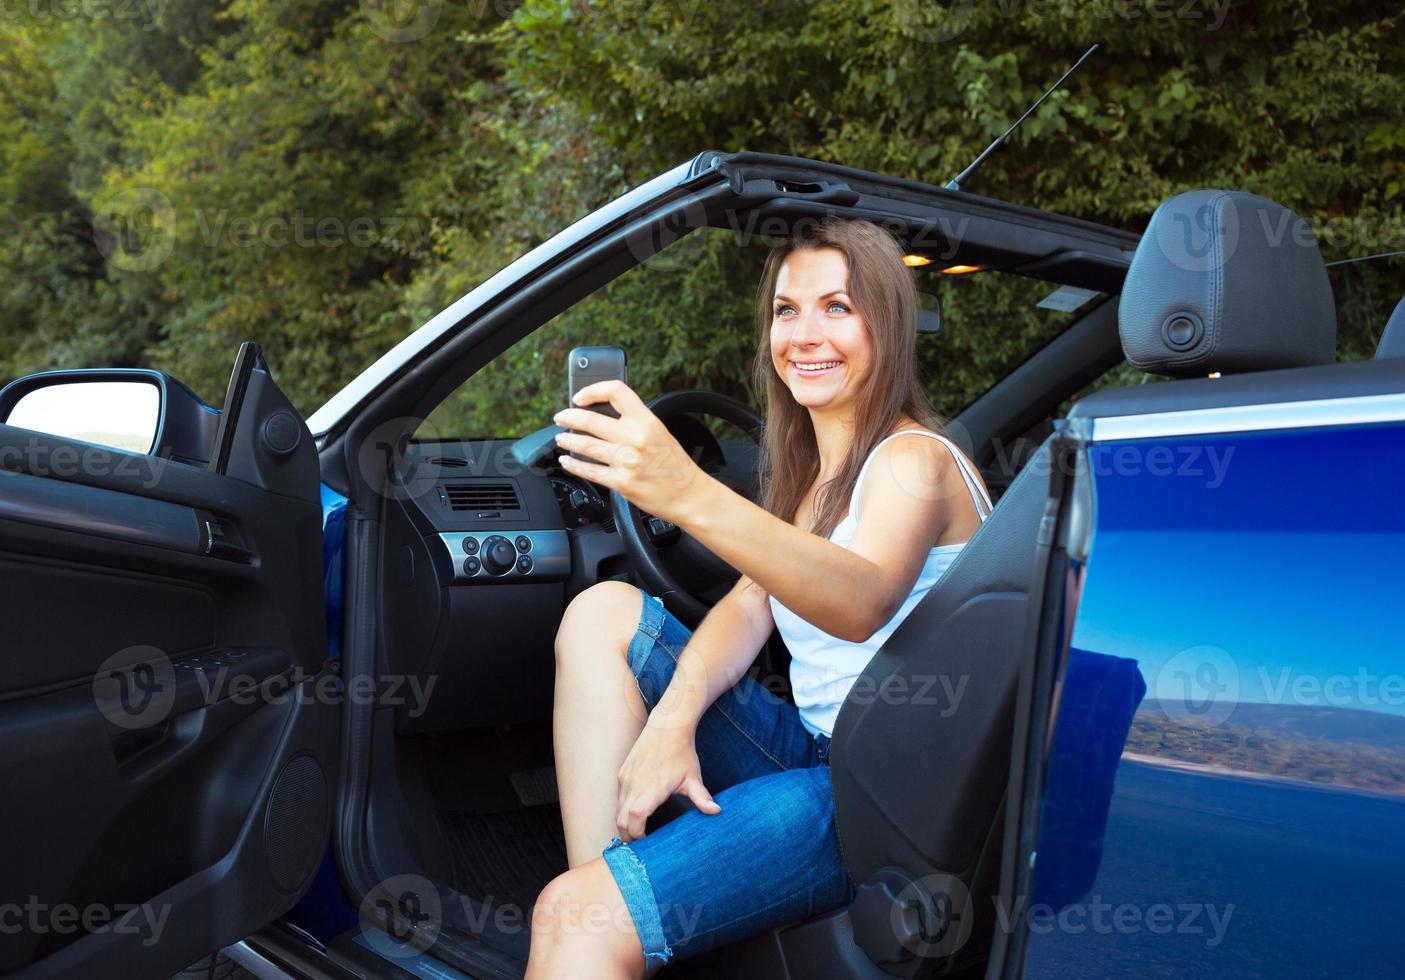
xmin=1 ymin=0 xmax=1399 ymax=419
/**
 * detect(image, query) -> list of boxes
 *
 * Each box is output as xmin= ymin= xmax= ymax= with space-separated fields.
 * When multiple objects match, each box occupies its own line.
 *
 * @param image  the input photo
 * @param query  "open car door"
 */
xmin=0 ymin=347 xmax=337 ymax=979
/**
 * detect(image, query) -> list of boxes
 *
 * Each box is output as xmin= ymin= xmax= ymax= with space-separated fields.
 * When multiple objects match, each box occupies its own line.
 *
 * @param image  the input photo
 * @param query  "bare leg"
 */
xmin=554 ymin=581 xmax=652 ymax=868
xmin=527 ymin=858 xmax=646 ymax=979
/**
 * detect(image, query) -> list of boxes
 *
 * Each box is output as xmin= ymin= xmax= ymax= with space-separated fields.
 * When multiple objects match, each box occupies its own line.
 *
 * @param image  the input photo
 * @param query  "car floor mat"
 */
xmin=441 ymin=805 xmax=568 ymax=915
xmin=509 ymin=766 xmax=559 ymax=808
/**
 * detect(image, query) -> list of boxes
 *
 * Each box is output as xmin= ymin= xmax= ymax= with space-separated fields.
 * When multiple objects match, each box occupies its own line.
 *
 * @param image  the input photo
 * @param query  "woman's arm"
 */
xmin=670 ymin=440 xmax=958 ymax=641
xmin=644 ymin=573 xmax=776 ymax=731
xmin=555 ymin=382 xmax=966 ymax=642
xmin=612 ymin=574 xmax=775 ymax=840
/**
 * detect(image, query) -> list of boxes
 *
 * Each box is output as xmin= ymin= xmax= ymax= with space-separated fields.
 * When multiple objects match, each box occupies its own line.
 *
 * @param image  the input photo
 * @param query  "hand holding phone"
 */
xmin=565 ymin=346 xmax=627 ymax=461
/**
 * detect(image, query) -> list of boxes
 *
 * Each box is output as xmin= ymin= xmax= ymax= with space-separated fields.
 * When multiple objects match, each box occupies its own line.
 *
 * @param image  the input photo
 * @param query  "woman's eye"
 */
xmin=827 ymin=301 xmax=850 ymax=314
xmin=775 ymin=304 xmax=796 ymax=316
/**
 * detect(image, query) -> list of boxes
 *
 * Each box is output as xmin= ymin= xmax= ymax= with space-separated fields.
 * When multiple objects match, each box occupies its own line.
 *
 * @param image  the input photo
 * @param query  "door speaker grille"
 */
xmin=264 ymin=754 xmax=328 ymax=892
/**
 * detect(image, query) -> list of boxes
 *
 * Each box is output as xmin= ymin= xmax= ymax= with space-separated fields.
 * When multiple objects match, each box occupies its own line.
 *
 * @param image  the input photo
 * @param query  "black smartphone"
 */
xmin=565 ymin=346 xmax=627 ymax=461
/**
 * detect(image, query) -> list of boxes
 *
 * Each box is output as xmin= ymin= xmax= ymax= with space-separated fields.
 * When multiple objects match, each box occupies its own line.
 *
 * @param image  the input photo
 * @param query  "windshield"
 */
xmin=423 ymin=228 xmax=1102 ymax=439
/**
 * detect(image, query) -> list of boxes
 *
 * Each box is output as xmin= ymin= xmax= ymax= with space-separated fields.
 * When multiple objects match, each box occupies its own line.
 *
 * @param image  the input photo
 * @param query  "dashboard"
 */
xmin=401 ymin=429 xmax=609 ymax=585
xmin=400 ymin=422 xmax=757 ymax=590
xmin=383 ymin=421 xmax=755 ymax=732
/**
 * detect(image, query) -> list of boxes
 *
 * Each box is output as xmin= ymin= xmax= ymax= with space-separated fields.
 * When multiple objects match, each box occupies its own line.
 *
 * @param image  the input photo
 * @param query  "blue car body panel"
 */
xmin=288 ymin=848 xmax=361 ymax=946
xmin=320 ymin=482 xmax=349 ymax=662
xmin=1026 ymin=421 xmax=1405 ymax=978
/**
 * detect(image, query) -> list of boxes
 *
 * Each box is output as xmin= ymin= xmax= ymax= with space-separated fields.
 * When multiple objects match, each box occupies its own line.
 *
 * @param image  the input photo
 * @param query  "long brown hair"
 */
xmin=751 ymin=217 xmax=944 ymax=537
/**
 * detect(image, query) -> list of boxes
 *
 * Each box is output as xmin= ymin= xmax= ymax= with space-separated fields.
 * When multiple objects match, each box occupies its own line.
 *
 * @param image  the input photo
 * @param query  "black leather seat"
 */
xmin=1377 ymin=297 xmax=1405 ymax=359
xmin=718 ymin=189 xmax=1339 ymax=980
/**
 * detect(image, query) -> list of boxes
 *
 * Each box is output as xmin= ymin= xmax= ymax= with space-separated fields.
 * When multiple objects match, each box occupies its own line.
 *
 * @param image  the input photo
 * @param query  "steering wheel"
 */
xmin=610 ymin=390 xmax=764 ymax=625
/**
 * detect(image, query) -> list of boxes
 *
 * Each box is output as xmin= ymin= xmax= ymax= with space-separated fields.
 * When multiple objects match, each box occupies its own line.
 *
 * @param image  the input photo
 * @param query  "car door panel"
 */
xmin=0 ymin=365 xmax=337 ymax=978
xmin=1009 ymin=367 xmax=1405 ymax=979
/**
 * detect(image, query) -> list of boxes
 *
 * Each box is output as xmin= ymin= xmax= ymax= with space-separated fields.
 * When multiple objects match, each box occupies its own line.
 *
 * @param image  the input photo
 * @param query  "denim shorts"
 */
xmin=599 ymin=590 xmax=855 ymax=970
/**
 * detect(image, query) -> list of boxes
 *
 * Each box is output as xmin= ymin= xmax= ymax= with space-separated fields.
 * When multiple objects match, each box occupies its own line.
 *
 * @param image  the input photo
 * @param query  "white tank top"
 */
xmin=768 ymin=429 xmax=993 ymax=738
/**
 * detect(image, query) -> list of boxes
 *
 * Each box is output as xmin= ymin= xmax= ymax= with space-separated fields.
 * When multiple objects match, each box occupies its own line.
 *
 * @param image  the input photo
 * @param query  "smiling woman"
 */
xmin=532 ymin=217 xmax=992 ymax=978
xmin=754 ymin=218 xmax=948 ymax=541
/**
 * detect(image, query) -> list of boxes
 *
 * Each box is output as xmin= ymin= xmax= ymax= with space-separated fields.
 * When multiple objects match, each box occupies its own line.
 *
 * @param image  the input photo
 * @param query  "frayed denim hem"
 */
xmin=602 ymin=835 xmax=673 ymax=970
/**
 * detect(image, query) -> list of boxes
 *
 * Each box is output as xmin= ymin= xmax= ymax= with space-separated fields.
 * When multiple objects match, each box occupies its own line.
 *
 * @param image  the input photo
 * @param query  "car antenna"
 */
xmin=1325 ymin=250 xmax=1405 ymax=267
xmin=944 ymin=44 xmax=1100 ymax=193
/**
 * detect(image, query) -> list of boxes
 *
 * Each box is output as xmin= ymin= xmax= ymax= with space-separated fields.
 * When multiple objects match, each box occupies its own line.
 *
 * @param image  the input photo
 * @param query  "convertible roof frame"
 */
xmin=699 ymin=152 xmax=1139 ymax=262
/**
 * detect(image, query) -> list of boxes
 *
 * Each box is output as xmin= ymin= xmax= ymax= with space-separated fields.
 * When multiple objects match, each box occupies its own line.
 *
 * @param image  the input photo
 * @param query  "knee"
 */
xmin=533 ymin=868 xmax=582 ymax=929
xmin=528 ymin=871 xmax=577 ymax=964
xmin=531 ymin=864 xmax=640 ymax=969
xmin=531 ymin=866 xmax=611 ymax=952
xmin=555 ymin=581 xmax=644 ymax=667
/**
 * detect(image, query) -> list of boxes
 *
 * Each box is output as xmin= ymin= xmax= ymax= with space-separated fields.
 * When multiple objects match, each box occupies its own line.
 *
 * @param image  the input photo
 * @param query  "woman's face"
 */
xmin=769 ymin=247 xmax=874 ymax=415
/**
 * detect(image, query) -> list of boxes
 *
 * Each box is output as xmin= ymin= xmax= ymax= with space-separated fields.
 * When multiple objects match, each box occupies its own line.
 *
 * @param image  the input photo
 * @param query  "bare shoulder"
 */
xmin=860 ymin=428 xmax=967 ymax=508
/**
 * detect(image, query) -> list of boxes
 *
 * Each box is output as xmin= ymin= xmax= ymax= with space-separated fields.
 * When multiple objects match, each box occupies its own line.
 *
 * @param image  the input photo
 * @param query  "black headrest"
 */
xmin=1377 ymin=297 xmax=1405 ymax=360
xmin=1119 ymin=190 xmax=1337 ymax=376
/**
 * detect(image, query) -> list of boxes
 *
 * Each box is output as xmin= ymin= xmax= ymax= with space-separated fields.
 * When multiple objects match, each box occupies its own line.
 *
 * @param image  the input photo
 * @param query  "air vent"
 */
xmin=427 ymin=455 xmax=469 ymax=468
xmin=445 ymin=482 xmax=521 ymax=512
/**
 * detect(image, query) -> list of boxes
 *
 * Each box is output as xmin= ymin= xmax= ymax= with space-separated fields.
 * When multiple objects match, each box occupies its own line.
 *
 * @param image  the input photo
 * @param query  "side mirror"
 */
xmin=0 ymin=369 xmax=220 ymax=464
xmin=916 ymin=289 xmax=942 ymax=334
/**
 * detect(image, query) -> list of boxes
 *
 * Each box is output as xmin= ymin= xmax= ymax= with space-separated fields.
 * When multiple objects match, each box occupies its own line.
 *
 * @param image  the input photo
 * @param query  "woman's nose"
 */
xmin=789 ymin=309 xmax=823 ymax=346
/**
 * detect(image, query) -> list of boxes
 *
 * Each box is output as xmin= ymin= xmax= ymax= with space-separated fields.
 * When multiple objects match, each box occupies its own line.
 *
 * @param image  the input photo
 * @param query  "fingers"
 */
xmin=572 ymin=379 xmax=647 ymax=416
xmin=613 ymin=774 xmax=722 ymax=843
xmin=557 ymin=452 xmax=618 ymax=488
xmin=554 ymin=380 xmax=643 ymax=437
xmin=553 ymin=431 xmax=616 ymax=466
xmin=553 ymin=407 xmax=623 ymax=441
xmin=615 ymin=788 xmax=659 ymax=843
xmin=681 ymin=776 xmax=721 ymax=815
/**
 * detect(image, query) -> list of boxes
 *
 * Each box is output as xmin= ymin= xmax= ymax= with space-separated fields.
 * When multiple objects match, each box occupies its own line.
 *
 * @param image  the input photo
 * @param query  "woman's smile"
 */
xmin=789 ymin=358 xmax=844 ymax=379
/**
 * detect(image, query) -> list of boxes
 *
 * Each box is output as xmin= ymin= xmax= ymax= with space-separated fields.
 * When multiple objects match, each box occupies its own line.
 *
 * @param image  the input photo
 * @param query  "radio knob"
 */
xmin=482 ymin=536 xmax=516 ymax=575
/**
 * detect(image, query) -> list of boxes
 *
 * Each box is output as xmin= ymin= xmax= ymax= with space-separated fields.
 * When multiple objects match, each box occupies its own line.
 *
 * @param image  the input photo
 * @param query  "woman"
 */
xmin=529 ymin=217 xmax=992 ymax=977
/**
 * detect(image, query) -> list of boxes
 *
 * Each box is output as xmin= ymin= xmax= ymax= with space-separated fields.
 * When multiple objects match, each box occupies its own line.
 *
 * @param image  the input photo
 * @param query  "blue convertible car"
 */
xmin=1 ymin=152 xmax=1401 ymax=979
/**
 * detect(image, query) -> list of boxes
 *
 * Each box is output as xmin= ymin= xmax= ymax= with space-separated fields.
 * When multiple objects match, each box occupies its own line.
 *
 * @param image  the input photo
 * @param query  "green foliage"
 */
xmin=1 ymin=0 xmax=1400 ymax=418
xmin=426 ymin=229 xmax=770 ymax=437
